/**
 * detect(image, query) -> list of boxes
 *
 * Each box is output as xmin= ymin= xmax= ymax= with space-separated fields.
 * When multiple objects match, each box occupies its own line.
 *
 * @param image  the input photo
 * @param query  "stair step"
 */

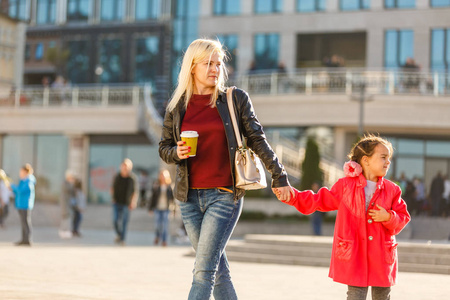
xmin=186 ymin=235 xmax=450 ymax=275
xmin=226 ymin=240 xmax=331 ymax=258
xmin=225 ymin=251 xmax=330 ymax=267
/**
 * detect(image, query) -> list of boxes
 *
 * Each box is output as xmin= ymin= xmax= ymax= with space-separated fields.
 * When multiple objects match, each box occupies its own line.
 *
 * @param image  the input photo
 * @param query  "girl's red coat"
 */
xmin=287 ymin=174 xmax=410 ymax=287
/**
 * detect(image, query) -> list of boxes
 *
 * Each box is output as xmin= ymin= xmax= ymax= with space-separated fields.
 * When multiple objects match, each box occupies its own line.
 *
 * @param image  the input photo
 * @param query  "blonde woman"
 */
xmin=0 ymin=169 xmax=11 ymax=227
xmin=159 ymin=38 xmax=292 ymax=299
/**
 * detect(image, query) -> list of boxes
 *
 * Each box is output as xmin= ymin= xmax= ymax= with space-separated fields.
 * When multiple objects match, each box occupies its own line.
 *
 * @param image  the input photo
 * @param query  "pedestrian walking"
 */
xmin=159 ymin=38 xmax=291 ymax=299
xmin=148 ymin=169 xmax=174 ymax=247
xmin=111 ymin=158 xmax=138 ymax=246
xmin=10 ymin=164 xmax=36 ymax=246
xmin=429 ymin=172 xmax=444 ymax=217
xmin=60 ymin=170 xmax=75 ymax=239
xmin=0 ymin=169 xmax=11 ymax=228
xmin=277 ymin=135 xmax=411 ymax=300
xmin=71 ymin=178 xmax=86 ymax=237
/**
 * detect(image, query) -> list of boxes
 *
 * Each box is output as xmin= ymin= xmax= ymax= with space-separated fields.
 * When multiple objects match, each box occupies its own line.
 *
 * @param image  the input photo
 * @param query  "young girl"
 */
xmin=278 ymin=135 xmax=411 ymax=300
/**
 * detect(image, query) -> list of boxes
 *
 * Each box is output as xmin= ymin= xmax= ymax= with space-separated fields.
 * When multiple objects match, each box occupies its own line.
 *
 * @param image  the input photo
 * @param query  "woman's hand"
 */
xmin=177 ymin=141 xmax=191 ymax=160
xmin=368 ymin=205 xmax=391 ymax=222
xmin=272 ymin=186 xmax=294 ymax=202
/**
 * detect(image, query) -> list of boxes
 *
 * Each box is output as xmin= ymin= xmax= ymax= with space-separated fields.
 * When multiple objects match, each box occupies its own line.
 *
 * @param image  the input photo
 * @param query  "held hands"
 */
xmin=368 ymin=205 xmax=391 ymax=222
xmin=272 ymin=186 xmax=294 ymax=202
xmin=177 ymin=141 xmax=191 ymax=160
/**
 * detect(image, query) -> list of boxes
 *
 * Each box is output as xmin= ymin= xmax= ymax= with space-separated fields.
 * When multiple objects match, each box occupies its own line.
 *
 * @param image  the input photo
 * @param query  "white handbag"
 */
xmin=226 ymin=87 xmax=267 ymax=190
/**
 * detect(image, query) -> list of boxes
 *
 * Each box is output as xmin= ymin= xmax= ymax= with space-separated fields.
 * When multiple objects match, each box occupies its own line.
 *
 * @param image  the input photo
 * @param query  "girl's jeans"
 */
xmin=179 ymin=188 xmax=243 ymax=300
xmin=154 ymin=209 xmax=170 ymax=243
xmin=347 ymin=286 xmax=391 ymax=300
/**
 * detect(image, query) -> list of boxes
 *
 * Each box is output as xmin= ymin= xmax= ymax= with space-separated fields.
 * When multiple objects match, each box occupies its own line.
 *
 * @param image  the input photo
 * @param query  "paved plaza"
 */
xmin=0 ymin=204 xmax=448 ymax=299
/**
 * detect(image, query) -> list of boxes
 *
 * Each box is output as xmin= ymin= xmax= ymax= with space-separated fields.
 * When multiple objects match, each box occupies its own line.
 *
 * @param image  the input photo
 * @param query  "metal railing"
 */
xmin=0 ymin=84 xmax=143 ymax=108
xmin=229 ymin=69 xmax=450 ymax=96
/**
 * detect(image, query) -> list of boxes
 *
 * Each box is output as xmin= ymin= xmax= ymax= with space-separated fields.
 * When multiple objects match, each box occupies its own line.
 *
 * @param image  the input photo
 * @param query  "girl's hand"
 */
xmin=368 ymin=204 xmax=391 ymax=222
xmin=176 ymin=141 xmax=191 ymax=159
xmin=272 ymin=186 xmax=294 ymax=202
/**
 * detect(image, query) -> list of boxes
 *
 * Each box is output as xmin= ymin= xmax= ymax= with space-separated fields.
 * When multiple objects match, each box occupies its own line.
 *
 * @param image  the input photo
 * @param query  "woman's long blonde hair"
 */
xmin=0 ymin=169 xmax=10 ymax=188
xmin=166 ymin=38 xmax=228 ymax=112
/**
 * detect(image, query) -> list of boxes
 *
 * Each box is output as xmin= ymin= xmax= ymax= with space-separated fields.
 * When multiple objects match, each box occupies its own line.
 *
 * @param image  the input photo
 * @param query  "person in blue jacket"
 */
xmin=11 ymin=164 xmax=36 ymax=246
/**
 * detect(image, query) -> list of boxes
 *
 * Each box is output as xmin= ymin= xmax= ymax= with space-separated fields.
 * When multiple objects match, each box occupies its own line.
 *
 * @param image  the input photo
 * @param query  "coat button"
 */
xmin=231 ymin=147 xmax=234 ymax=150
xmin=226 ymin=123 xmax=229 ymax=125
xmin=368 ymin=236 xmax=373 ymax=241
xmin=368 ymin=219 xmax=373 ymax=224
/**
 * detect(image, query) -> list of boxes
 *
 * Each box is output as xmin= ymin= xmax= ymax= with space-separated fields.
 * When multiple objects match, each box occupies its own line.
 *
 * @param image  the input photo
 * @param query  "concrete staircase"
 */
xmin=222 ymin=235 xmax=450 ymax=275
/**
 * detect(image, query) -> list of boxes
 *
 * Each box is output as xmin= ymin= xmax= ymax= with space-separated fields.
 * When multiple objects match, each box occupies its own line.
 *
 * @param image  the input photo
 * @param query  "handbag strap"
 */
xmin=226 ymin=86 xmax=244 ymax=149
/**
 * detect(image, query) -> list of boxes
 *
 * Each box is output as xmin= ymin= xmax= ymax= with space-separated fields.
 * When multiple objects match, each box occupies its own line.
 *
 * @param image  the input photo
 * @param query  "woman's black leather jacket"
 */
xmin=159 ymin=88 xmax=290 ymax=201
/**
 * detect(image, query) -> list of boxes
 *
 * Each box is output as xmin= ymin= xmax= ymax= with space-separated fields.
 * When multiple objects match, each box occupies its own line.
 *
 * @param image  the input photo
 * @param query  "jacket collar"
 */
xmin=357 ymin=174 xmax=385 ymax=190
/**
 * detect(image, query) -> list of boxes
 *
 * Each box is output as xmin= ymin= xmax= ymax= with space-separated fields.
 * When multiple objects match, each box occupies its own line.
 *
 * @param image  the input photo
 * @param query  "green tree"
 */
xmin=45 ymin=47 xmax=70 ymax=76
xmin=300 ymin=137 xmax=323 ymax=190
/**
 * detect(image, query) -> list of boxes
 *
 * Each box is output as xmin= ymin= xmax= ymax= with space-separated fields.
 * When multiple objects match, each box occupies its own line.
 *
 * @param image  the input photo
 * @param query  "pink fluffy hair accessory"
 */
xmin=343 ymin=161 xmax=362 ymax=177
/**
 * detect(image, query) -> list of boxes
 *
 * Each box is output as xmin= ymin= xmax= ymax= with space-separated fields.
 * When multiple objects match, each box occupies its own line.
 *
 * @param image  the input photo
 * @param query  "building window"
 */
xmin=214 ymin=0 xmax=240 ymax=15
xmin=431 ymin=0 xmax=450 ymax=6
xmin=216 ymin=34 xmax=238 ymax=73
xmin=8 ymin=0 xmax=28 ymax=20
xmin=135 ymin=0 xmax=161 ymax=20
xmin=67 ymin=0 xmax=91 ymax=22
xmin=254 ymin=33 xmax=279 ymax=70
xmin=25 ymin=44 xmax=31 ymax=61
xmin=35 ymin=43 xmax=44 ymax=60
xmin=134 ymin=36 xmax=159 ymax=85
xmin=100 ymin=0 xmax=124 ymax=21
xmin=254 ymin=0 xmax=282 ymax=14
xmin=431 ymin=29 xmax=450 ymax=71
xmin=384 ymin=29 xmax=414 ymax=68
xmin=340 ymin=0 xmax=370 ymax=10
xmin=297 ymin=0 xmax=326 ymax=12
xmin=67 ymin=40 xmax=90 ymax=84
xmin=36 ymin=0 xmax=56 ymax=24
xmin=385 ymin=0 xmax=415 ymax=9
xmin=99 ymin=39 xmax=122 ymax=83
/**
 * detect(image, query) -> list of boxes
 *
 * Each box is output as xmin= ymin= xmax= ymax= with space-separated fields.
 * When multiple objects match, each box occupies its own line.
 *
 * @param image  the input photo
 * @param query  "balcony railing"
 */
xmin=229 ymin=69 xmax=450 ymax=96
xmin=0 ymin=84 xmax=144 ymax=108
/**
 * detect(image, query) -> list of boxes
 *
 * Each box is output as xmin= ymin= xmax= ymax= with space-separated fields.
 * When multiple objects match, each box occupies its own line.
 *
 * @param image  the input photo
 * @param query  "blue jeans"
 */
xmin=154 ymin=209 xmax=170 ymax=243
xmin=113 ymin=204 xmax=129 ymax=241
xmin=179 ymin=188 xmax=243 ymax=300
xmin=72 ymin=208 xmax=82 ymax=233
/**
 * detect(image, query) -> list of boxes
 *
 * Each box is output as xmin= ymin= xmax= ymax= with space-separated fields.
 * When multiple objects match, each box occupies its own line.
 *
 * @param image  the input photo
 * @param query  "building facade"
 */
xmin=1 ymin=0 xmax=450 ymax=205
xmin=0 ymin=12 xmax=26 ymax=98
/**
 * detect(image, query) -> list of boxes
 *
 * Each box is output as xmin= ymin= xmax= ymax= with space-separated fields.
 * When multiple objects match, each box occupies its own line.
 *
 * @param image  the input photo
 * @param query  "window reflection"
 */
xmin=2 ymin=135 xmax=68 ymax=203
xmin=67 ymin=40 xmax=90 ymax=84
xmin=135 ymin=0 xmax=161 ymax=20
xmin=385 ymin=0 xmax=415 ymax=8
xmin=134 ymin=36 xmax=159 ymax=85
xmin=35 ymin=43 xmax=44 ymax=60
xmin=426 ymin=141 xmax=450 ymax=157
xmin=384 ymin=30 xmax=414 ymax=68
xmin=297 ymin=0 xmax=326 ymax=12
xmin=67 ymin=0 xmax=91 ymax=22
xmin=8 ymin=0 xmax=28 ymax=20
xmin=341 ymin=0 xmax=370 ymax=10
xmin=214 ymin=0 xmax=240 ymax=15
xmin=100 ymin=39 xmax=122 ymax=83
xmin=101 ymin=0 xmax=124 ymax=21
xmin=36 ymin=0 xmax=56 ymax=24
xmin=254 ymin=33 xmax=279 ymax=70
xmin=431 ymin=29 xmax=450 ymax=71
xmin=431 ymin=0 xmax=450 ymax=6
xmin=254 ymin=0 xmax=282 ymax=14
